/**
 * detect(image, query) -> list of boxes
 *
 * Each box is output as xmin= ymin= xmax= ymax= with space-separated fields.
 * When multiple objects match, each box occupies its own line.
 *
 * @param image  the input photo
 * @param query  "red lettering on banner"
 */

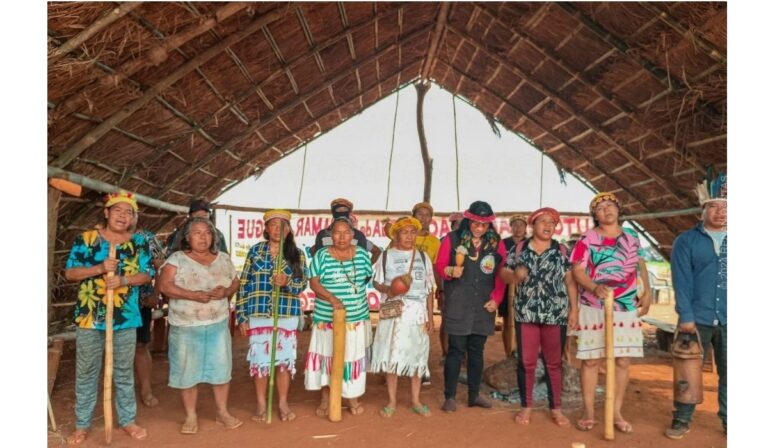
xmin=371 ymin=220 xmax=381 ymax=237
xmin=438 ymin=219 xmax=451 ymax=238
xmin=311 ymin=217 xmax=327 ymax=235
xmin=360 ymin=220 xmax=371 ymax=237
xmin=237 ymin=219 xmax=245 ymax=239
xmin=295 ymin=217 xmax=305 ymax=237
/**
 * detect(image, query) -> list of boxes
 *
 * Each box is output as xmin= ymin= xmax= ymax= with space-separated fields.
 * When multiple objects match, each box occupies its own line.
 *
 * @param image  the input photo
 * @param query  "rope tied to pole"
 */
xmin=384 ymin=89 xmax=401 ymax=209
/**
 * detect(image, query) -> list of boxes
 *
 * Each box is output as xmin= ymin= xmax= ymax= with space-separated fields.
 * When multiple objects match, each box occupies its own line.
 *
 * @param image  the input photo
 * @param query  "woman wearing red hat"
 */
xmin=435 ymin=201 xmax=507 ymax=412
xmin=501 ymin=207 xmax=577 ymax=427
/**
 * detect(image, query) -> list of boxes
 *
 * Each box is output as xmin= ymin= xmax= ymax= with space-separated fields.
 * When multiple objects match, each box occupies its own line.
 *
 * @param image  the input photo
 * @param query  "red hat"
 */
xmin=528 ymin=207 xmax=560 ymax=226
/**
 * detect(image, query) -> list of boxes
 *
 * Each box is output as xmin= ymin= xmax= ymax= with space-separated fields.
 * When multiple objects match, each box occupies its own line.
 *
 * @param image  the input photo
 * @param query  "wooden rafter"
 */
xmin=52 ymin=2 xmax=249 ymax=120
xmin=154 ymin=27 xmax=429 ymax=199
xmin=51 ymin=5 xmax=293 ymax=169
xmin=471 ymin=3 xmax=705 ymax=176
xmin=641 ymin=3 xmax=726 ymax=64
xmin=48 ymin=2 xmax=143 ymax=64
xmin=555 ymin=2 xmax=720 ymax=118
xmin=195 ymin=65 xmax=421 ymax=201
xmin=117 ymin=3 xmax=404 ymax=187
xmin=438 ymin=58 xmax=681 ymax=241
xmin=448 ymin=25 xmax=694 ymax=207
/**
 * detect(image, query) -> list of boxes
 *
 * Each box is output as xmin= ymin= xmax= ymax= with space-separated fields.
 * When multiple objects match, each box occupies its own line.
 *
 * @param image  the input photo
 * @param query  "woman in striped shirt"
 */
xmin=304 ymin=217 xmax=373 ymax=417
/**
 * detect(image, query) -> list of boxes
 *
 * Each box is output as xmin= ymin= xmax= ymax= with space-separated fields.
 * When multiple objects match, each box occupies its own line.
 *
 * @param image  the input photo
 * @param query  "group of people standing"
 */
xmin=63 ymin=172 xmax=727 ymax=443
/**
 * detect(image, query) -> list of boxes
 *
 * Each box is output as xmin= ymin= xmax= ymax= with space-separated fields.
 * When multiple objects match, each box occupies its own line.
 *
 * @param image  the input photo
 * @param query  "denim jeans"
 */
xmin=444 ymin=334 xmax=487 ymax=401
xmin=75 ymin=327 xmax=138 ymax=429
xmin=672 ymin=324 xmax=727 ymax=427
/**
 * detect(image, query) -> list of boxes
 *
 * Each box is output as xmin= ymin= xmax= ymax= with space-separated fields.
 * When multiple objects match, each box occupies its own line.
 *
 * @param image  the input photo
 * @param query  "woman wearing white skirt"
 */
xmin=570 ymin=193 xmax=651 ymax=434
xmin=236 ymin=209 xmax=308 ymax=423
xmin=305 ymin=217 xmax=374 ymax=416
xmin=370 ymin=217 xmax=435 ymax=417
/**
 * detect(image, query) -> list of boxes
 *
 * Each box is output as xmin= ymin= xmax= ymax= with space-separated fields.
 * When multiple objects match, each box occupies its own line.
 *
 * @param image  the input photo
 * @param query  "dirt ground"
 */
xmin=48 ymin=305 xmax=726 ymax=448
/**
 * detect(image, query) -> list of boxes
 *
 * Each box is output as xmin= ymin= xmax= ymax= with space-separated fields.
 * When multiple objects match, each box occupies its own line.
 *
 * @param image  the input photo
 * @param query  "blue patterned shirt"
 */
xmin=237 ymin=241 xmax=308 ymax=322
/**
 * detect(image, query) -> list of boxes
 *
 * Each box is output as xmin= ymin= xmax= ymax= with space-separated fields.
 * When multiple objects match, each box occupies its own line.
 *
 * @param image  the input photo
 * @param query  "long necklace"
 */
xmin=336 ymin=248 xmax=359 ymax=294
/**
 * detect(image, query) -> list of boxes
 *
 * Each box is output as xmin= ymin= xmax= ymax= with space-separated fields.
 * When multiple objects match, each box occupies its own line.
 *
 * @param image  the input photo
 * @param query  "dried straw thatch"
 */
xmin=48 ymin=2 xmax=725 ymax=317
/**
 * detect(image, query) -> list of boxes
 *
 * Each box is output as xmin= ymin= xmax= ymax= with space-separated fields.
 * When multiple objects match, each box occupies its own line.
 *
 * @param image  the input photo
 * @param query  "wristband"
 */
xmin=121 ymin=276 xmax=129 ymax=287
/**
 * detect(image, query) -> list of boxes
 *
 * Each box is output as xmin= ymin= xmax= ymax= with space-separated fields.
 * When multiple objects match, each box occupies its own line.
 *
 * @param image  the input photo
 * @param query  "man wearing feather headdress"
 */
xmin=665 ymin=169 xmax=727 ymax=439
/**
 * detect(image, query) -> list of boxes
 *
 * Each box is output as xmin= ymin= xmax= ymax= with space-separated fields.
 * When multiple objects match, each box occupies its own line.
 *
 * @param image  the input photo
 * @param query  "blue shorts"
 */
xmin=168 ymin=318 xmax=231 ymax=389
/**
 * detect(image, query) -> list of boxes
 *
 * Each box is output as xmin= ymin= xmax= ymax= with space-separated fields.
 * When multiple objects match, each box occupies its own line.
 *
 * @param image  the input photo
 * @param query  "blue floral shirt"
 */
xmin=65 ymin=230 xmax=155 ymax=330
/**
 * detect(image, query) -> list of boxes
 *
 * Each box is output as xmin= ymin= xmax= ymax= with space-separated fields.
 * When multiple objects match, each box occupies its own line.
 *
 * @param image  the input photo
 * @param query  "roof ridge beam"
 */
xmin=420 ymin=2 xmax=450 ymax=82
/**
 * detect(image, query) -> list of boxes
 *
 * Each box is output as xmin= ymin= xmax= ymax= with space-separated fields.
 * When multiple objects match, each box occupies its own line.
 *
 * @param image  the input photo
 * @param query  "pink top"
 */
xmin=436 ymin=237 xmax=507 ymax=304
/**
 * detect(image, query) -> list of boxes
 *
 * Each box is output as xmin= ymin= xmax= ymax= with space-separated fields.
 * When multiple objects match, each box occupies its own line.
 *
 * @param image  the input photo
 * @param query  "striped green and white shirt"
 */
xmin=309 ymin=246 xmax=372 ymax=323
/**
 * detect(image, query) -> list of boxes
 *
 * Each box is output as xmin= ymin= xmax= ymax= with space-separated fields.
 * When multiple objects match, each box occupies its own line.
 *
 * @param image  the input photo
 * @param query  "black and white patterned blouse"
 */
xmin=509 ymin=239 xmax=571 ymax=326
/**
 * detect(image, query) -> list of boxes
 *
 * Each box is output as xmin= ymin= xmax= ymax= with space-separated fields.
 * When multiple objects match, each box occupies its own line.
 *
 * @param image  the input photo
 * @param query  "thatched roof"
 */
xmin=48 ymin=2 xmax=726 ymax=310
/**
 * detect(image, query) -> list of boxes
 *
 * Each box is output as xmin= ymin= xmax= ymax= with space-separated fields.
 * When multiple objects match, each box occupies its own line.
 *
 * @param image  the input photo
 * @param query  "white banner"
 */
xmin=216 ymin=210 xmax=594 ymax=311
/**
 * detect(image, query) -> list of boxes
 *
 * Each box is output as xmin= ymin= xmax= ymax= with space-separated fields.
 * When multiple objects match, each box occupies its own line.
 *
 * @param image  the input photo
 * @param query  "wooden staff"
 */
xmin=328 ymin=308 xmax=346 ymax=422
xmin=266 ymin=220 xmax=286 ymax=424
xmin=504 ymin=283 xmax=516 ymax=357
xmin=604 ymin=289 xmax=615 ymax=441
xmin=104 ymin=244 xmax=116 ymax=445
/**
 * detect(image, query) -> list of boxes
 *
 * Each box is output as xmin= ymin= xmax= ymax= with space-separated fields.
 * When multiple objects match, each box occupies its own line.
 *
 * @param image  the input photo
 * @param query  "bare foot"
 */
xmin=348 ymin=398 xmax=364 ymax=416
xmin=551 ymin=409 xmax=571 ymax=427
xmin=278 ymin=403 xmax=296 ymax=422
xmin=515 ymin=408 xmax=532 ymax=425
xmin=67 ymin=429 xmax=88 ymax=445
xmin=122 ymin=423 xmax=148 ymax=440
xmin=315 ymin=400 xmax=329 ymax=417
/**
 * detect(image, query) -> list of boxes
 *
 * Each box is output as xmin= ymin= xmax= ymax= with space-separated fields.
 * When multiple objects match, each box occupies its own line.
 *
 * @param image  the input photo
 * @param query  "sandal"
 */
xmin=614 ymin=420 xmax=633 ymax=434
xmin=251 ymin=412 xmax=267 ymax=423
xmin=379 ymin=406 xmax=396 ymax=418
xmin=180 ymin=418 xmax=198 ymax=435
xmin=576 ymin=418 xmax=596 ymax=432
xmin=279 ymin=410 xmax=296 ymax=422
xmin=67 ymin=429 xmax=88 ymax=445
xmin=216 ymin=415 xmax=243 ymax=430
xmin=122 ymin=424 xmax=148 ymax=440
xmin=410 ymin=405 xmax=431 ymax=417
xmin=141 ymin=393 xmax=159 ymax=408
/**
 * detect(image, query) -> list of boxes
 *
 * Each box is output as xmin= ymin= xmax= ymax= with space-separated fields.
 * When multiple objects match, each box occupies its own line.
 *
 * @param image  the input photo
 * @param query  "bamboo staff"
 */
xmin=266 ymin=220 xmax=286 ymax=424
xmin=604 ymin=289 xmax=615 ymax=441
xmin=328 ymin=308 xmax=346 ymax=422
xmin=104 ymin=244 xmax=116 ymax=444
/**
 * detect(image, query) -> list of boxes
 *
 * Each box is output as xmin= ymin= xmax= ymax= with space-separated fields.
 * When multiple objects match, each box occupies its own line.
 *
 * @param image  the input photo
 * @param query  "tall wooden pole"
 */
xmin=266 ymin=220 xmax=286 ymax=424
xmin=48 ymin=187 xmax=62 ymax=322
xmin=104 ymin=244 xmax=117 ymax=444
xmin=604 ymin=289 xmax=615 ymax=441
xmin=505 ymin=283 xmax=516 ymax=357
xmin=328 ymin=309 xmax=347 ymax=422
xmin=415 ymin=83 xmax=433 ymax=202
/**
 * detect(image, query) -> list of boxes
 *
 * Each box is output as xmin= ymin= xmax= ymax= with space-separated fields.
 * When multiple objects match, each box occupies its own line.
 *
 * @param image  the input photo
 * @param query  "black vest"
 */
xmin=443 ymin=231 xmax=502 ymax=336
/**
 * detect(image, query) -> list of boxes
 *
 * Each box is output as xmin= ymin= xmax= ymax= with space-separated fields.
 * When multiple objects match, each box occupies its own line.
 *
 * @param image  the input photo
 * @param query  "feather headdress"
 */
xmin=695 ymin=166 xmax=727 ymax=206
